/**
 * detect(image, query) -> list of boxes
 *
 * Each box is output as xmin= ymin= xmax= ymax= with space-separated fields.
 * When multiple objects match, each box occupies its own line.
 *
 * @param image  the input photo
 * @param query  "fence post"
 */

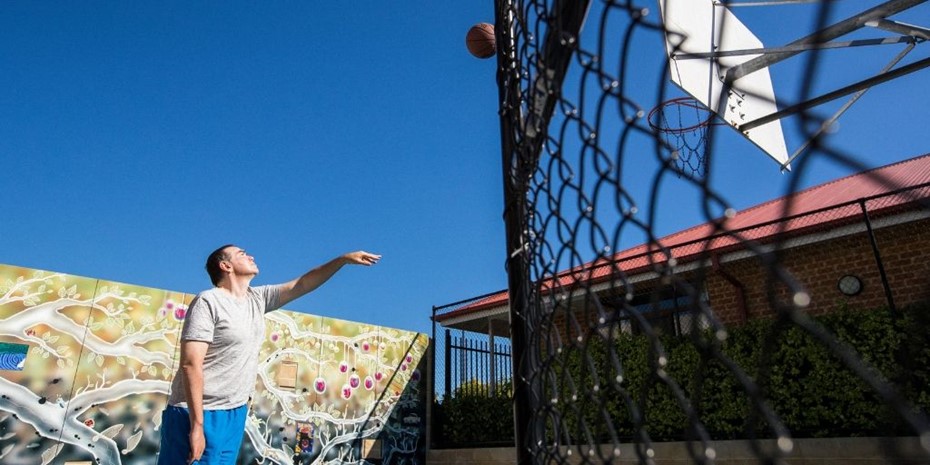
xmin=444 ymin=329 xmax=451 ymax=401
xmin=859 ymin=199 xmax=897 ymax=314
xmin=494 ymin=1 xmax=539 ymax=463
xmin=489 ymin=328 xmax=497 ymax=396
xmin=426 ymin=333 xmax=434 ymax=449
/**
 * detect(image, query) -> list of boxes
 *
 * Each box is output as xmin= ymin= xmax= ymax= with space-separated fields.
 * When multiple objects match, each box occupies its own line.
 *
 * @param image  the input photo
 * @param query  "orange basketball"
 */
xmin=466 ymin=23 xmax=496 ymax=59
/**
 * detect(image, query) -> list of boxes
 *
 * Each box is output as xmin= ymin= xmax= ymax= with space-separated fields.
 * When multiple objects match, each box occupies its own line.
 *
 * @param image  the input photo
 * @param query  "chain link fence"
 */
xmin=486 ymin=0 xmax=930 ymax=463
xmin=430 ymin=183 xmax=930 ymax=452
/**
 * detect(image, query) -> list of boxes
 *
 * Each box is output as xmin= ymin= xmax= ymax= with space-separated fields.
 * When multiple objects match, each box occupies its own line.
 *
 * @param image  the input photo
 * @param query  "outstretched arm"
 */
xmin=277 ymin=251 xmax=380 ymax=307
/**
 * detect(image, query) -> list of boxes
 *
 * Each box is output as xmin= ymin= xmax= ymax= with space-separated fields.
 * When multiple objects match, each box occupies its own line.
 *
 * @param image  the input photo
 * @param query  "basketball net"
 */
xmin=648 ymin=97 xmax=716 ymax=178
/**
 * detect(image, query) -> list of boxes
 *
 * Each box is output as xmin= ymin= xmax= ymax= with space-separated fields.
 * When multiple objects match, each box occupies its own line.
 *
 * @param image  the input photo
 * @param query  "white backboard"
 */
xmin=658 ymin=0 xmax=790 ymax=168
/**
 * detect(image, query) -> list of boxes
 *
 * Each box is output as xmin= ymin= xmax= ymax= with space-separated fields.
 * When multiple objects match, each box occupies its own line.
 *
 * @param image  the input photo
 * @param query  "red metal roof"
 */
xmin=435 ymin=154 xmax=930 ymax=322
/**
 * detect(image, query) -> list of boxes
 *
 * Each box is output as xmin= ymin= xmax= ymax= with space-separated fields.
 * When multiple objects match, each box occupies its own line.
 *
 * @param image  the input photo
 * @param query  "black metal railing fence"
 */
xmin=431 ymin=293 xmax=516 ymax=448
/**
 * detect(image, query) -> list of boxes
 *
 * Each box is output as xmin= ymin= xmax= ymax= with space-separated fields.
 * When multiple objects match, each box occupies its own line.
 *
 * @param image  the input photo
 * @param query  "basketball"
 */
xmin=466 ymin=23 xmax=496 ymax=59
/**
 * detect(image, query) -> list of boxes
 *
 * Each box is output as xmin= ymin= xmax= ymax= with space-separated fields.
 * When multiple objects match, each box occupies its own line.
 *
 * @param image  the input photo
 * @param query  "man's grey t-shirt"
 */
xmin=167 ymin=285 xmax=282 ymax=410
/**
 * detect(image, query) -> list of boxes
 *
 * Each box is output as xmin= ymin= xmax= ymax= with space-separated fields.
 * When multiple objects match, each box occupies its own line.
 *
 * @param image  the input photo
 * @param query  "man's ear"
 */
xmin=220 ymin=260 xmax=232 ymax=273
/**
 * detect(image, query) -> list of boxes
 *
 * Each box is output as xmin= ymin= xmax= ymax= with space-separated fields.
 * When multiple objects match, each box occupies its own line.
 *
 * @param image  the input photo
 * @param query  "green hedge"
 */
xmin=436 ymin=302 xmax=930 ymax=445
xmin=434 ymin=383 xmax=514 ymax=446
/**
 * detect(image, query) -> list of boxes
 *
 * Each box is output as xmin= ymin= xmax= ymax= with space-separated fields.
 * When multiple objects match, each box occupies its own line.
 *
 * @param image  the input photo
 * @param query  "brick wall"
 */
xmin=542 ymin=217 xmax=929 ymax=336
xmin=707 ymin=217 xmax=930 ymax=324
xmin=427 ymin=437 xmax=929 ymax=465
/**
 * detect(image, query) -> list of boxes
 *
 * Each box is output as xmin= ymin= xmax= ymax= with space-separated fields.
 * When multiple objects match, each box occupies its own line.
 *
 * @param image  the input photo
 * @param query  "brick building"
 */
xmin=435 ymin=154 xmax=930 ymax=338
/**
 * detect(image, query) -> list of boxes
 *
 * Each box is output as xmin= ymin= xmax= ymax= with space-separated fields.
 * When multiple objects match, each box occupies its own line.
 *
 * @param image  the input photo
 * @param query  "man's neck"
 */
xmin=218 ymin=276 xmax=252 ymax=298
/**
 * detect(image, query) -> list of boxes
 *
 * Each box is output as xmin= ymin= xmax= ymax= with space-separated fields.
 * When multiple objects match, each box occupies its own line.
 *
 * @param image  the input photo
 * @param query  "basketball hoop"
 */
xmin=648 ymin=97 xmax=718 ymax=177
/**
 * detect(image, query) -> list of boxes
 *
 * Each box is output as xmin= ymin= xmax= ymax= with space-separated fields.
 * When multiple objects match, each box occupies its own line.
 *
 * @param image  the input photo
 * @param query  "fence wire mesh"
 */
xmin=491 ymin=0 xmax=930 ymax=463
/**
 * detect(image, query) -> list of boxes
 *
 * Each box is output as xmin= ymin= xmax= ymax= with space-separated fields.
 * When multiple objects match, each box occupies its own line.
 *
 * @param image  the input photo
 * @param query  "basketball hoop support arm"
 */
xmin=723 ymin=0 xmax=927 ymax=83
xmin=779 ymin=41 xmax=918 ymax=169
xmin=671 ymin=34 xmax=922 ymax=60
xmin=739 ymin=54 xmax=930 ymax=132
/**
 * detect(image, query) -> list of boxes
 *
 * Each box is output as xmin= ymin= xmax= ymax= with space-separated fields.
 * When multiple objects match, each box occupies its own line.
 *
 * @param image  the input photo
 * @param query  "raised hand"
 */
xmin=343 ymin=251 xmax=381 ymax=266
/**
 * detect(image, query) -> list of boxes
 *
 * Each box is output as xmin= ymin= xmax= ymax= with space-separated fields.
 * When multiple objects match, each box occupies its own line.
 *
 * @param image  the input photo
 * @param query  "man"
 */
xmin=157 ymin=245 xmax=381 ymax=465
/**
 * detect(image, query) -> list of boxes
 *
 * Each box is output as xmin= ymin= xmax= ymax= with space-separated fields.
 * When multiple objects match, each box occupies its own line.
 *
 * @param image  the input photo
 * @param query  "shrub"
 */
xmin=435 ymin=302 xmax=930 ymax=445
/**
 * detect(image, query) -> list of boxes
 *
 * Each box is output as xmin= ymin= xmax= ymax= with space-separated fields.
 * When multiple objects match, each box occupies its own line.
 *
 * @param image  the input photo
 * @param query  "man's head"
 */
xmin=205 ymin=244 xmax=259 ymax=286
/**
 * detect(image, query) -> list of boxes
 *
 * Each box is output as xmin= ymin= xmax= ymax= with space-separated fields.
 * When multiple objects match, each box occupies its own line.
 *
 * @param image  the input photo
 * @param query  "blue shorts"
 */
xmin=156 ymin=404 xmax=248 ymax=465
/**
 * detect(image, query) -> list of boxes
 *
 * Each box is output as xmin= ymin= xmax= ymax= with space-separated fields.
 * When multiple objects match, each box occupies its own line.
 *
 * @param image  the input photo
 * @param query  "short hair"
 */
xmin=205 ymin=244 xmax=236 ymax=286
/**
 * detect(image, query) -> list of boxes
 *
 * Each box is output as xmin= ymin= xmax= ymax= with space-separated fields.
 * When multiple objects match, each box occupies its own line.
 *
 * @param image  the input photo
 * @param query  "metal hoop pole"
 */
xmin=493 ymin=2 xmax=535 ymax=464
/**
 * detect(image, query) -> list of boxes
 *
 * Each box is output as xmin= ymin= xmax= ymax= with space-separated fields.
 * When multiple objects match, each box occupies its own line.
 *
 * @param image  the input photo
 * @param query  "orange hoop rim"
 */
xmin=648 ymin=97 xmax=717 ymax=135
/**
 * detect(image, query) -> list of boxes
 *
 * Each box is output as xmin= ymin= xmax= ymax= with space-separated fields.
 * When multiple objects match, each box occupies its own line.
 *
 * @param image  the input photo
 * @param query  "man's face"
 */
xmin=222 ymin=246 xmax=259 ymax=276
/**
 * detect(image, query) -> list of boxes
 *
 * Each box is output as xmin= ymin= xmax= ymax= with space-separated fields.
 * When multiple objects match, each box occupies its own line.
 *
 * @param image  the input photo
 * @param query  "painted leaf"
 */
xmin=0 ymin=443 xmax=13 ymax=459
xmin=121 ymin=430 xmax=143 ymax=454
xmin=39 ymin=443 xmax=64 ymax=465
xmin=93 ymin=423 xmax=124 ymax=442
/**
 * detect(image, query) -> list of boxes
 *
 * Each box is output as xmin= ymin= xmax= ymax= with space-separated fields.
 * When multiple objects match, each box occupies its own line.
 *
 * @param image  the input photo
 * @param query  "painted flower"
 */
xmin=338 ymin=361 xmax=349 ymax=373
xmin=362 ymin=341 xmax=370 ymax=352
xmin=158 ymin=300 xmax=179 ymax=319
xmin=341 ymin=384 xmax=352 ymax=400
xmin=374 ymin=371 xmax=383 ymax=382
xmin=400 ymin=363 xmax=408 ymax=372
xmin=405 ymin=355 xmax=413 ymax=363
xmin=313 ymin=377 xmax=326 ymax=394
xmin=270 ymin=332 xmax=281 ymax=343
xmin=364 ymin=376 xmax=374 ymax=390
xmin=349 ymin=374 xmax=360 ymax=389
xmin=173 ymin=305 xmax=187 ymax=321
xmin=84 ymin=418 xmax=94 ymax=427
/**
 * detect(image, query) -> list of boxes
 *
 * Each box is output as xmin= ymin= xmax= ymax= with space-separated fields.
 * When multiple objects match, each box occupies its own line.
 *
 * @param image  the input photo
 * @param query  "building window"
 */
xmin=601 ymin=285 xmax=709 ymax=337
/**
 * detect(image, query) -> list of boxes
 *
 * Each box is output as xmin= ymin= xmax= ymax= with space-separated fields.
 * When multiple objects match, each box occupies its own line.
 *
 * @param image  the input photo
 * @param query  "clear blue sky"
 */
xmin=1 ymin=2 xmax=927 ymax=335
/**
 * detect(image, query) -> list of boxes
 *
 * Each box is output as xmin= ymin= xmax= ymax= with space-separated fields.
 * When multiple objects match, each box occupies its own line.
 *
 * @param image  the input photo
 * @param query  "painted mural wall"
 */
xmin=0 ymin=264 xmax=428 ymax=465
